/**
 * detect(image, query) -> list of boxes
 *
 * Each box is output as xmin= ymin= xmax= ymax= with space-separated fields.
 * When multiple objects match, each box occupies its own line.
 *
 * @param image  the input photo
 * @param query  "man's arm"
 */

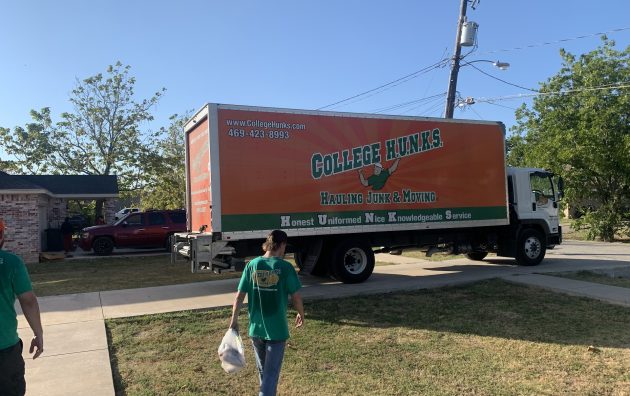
xmin=17 ymin=291 xmax=43 ymax=359
xmin=389 ymin=158 xmax=401 ymax=174
xmin=358 ymin=170 xmax=369 ymax=187
xmin=229 ymin=291 xmax=246 ymax=331
xmin=290 ymin=292 xmax=305 ymax=328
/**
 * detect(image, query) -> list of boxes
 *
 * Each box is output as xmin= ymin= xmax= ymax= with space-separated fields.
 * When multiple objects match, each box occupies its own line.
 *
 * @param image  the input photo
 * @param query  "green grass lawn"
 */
xmin=27 ymin=255 xmax=241 ymax=296
xmin=26 ymin=253 xmax=405 ymax=296
xmin=107 ymin=279 xmax=630 ymax=396
xmin=551 ymin=270 xmax=630 ymax=289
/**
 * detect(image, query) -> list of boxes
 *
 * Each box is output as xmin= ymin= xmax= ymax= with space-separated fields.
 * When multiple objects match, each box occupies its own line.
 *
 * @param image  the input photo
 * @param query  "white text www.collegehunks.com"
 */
xmin=226 ymin=119 xmax=306 ymax=131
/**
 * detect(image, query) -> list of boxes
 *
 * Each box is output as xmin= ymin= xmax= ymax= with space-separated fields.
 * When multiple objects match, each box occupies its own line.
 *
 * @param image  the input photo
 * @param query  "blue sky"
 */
xmin=1 ymin=0 xmax=629 ymax=159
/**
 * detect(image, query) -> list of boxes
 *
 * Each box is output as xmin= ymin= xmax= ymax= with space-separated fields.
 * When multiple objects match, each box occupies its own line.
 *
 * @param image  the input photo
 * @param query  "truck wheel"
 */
xmin=465 ymin=252 xmax=488 ymax=261
xmin=93 ymin=237 xmax=114 ymax=256
xmin=331 ymin=239 xmax=375 ymax=284
xmin=516 ymin=229 xmax=546 ymax=266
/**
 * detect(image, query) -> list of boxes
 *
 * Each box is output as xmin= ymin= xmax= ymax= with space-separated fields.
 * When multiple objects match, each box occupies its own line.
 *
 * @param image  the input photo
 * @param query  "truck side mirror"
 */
xmin=557 ymin=177 xmax=565 ymax=200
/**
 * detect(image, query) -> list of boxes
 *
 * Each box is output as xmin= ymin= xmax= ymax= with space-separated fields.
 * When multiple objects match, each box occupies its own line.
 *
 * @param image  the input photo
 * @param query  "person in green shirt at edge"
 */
xmin=358 ymin=157 xmax=401 ymax=190
xmin=229 ymin=229 xmax=304 ymax=396
xmin=0 ymin=219 xmax=44 ymax=396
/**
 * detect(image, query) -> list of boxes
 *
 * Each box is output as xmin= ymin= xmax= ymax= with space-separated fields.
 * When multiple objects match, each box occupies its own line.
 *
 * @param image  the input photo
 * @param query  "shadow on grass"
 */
xmin=105 ymin=323 xmax=127 ymax=396
xmin=303 ymin=278 xmax=630 ymax=349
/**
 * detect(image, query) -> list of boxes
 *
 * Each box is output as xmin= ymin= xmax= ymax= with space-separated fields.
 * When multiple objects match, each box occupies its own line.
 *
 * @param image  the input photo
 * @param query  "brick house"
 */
xmin=0 ymin=171 xmax=118 ymax=263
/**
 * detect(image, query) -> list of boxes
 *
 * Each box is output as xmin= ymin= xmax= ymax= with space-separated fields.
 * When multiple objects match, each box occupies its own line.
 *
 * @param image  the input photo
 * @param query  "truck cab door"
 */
xmin=529 ymin=171 xmax=560 ymax=235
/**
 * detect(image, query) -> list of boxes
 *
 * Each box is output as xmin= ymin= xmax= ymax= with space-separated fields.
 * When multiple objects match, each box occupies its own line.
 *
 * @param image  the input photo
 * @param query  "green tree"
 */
xmin=511 ymin=38 xmax=630 ymax=241
xmin=0 ymin=62 xmax=165 ymax=214
xmin=0 ymin=108 xmax=55 ymax=174
xmin=140 ymin=113 xmax=189 ymax=210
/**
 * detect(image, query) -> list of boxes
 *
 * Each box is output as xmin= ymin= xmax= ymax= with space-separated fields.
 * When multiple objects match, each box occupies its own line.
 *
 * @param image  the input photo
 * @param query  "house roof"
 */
xmin=0 ymin=171 xmax=119 ymax=197
xmin=0 ymin=171 xmax=43 ymax=190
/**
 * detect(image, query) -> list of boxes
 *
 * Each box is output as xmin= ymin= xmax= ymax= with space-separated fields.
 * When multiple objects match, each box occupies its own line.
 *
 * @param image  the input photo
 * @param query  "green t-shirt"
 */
xmin=367 ymin=169 xmax=391 ymax=190
xmin=237 ymin=256 xmax=301 ymax=341
xmin=0 ymin=250 xmax=33 ymax=350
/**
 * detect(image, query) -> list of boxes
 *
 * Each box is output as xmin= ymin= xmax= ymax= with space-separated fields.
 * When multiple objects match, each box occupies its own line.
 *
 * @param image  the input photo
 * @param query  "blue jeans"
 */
xmin=251 ymin=337 xmax=286 ymax=396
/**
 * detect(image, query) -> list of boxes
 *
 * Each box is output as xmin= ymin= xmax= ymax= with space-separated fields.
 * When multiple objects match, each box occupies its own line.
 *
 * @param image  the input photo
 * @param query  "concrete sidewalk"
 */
xmin=17 ymin=243 xmax=630 ymax=395
xmin=503 ymin=273 xmax=630 ymax=307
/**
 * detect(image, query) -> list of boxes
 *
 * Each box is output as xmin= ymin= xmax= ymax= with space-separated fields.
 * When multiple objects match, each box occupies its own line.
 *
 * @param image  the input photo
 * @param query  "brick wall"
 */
xmin=0 ymin=194 xmax=41 ymax=263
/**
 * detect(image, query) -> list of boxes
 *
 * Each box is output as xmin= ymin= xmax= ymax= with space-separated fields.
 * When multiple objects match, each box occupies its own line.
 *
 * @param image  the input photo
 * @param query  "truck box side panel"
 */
xmin=186 ymin=117 xmax=212 ymax=232
xmin=216 ymin=107 xmax=508 ymax=235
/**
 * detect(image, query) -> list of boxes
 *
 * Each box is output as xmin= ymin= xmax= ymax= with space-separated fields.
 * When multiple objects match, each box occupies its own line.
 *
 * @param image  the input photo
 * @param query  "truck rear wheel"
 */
xmin=465 ymin=251 xmax=488 ymax=261
xmin=331 ymin=239 xmax=375 ymax=284
xmin=93 ymin=237 xmax=114 ymax=256
xmin=516 ymin=228 xmax=546 ymax=266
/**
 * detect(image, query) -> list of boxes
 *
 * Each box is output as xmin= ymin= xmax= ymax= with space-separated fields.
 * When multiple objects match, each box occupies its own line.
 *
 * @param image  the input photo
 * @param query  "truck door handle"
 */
xmin=532 ymin=203 xmax=536 ymax=211
xmin=161 ymin=227 xmax=169 ymax=229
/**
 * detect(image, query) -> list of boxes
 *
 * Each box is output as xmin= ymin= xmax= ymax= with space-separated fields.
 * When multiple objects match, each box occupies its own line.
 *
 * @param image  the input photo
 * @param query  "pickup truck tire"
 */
xmin=93 ymin=237 xmax=114 ymax=256
xmin=465 ymin=251 xmax=488 ymax=261
xmin=516 ymin=228 xmax=546 ymax=266
xmin=331 ymin=239 xmax=375 ymax=284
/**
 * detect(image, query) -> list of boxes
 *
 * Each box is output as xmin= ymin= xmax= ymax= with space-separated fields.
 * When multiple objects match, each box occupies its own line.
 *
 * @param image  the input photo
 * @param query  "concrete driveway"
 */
xmin=17 ymin=239 xmax=630 ymax=395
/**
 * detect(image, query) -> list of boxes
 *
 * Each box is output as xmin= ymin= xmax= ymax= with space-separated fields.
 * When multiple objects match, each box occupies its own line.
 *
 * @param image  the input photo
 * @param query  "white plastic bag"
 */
xmin=217 ymin=329 xmax=246 ymax=373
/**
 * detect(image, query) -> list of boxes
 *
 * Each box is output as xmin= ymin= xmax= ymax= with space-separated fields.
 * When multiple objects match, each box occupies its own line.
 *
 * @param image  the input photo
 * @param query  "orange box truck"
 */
xmin=172 ymin=104 xmax=563 ymax=283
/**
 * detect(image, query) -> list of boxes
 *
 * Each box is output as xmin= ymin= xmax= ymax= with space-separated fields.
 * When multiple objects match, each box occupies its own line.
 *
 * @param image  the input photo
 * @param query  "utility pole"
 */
xmin=444 ymin=0 xmax=468 ymax=118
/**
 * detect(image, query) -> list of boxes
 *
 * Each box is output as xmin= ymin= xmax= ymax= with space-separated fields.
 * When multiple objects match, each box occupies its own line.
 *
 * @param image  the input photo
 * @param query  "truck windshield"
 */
xmin=530 ymin=172 xmax=555 ymax=205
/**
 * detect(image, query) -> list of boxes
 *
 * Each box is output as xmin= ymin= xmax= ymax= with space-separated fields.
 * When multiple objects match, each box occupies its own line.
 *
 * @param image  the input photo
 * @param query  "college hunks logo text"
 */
xmin=311 ymin=128 xmax=443 ymax=205
xmin=276 ymin=127 xmax=458 ymax=230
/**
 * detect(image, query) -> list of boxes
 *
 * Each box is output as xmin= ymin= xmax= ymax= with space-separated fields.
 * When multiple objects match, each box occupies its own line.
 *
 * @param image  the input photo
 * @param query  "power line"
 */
xmin=401 ymin=94 xmax=447 ymax=115
xmin=483 ymin=101 xmax=519 ymax=111
xmin=420 ymin=98 xmax=448 ymax=117
xmin=473 ymin=83 xmax=630 ymax=104
xmin=317 ymin=58 xmax=449 ymax=110
xmin=468 ymin=106 xmax=484 ymax=120
xmin=316 ymin=26 xmax=629 ymax=114
xmin=478 ymin=27 xmax=630 ymax=55
xmin=467 ymin=62 xmax=538 ymax=92
xmin=371 ymin=92 xmax=446 ymax=114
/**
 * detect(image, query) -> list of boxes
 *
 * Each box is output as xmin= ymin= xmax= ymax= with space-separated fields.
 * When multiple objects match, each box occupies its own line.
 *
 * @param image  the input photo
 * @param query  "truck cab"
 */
xmin=504 ymin=167 xmax=563 ymax=265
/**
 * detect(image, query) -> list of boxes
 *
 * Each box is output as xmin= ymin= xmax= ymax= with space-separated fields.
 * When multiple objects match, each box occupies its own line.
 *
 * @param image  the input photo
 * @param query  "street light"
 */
xmin=445 ymin=59 xmax=510 ymax=118
xmin=462 ymin=59 xmax=510 ymax=70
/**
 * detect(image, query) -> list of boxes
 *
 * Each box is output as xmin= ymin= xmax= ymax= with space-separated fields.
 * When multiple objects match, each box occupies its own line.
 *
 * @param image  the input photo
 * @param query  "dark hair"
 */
xmin=262 ymin=230 xmax=288 ymax=252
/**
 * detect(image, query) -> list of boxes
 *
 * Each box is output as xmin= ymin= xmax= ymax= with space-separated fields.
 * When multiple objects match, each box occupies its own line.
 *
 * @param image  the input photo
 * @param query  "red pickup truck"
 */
xmin=79 ymin=210 xmax=186 ymax=255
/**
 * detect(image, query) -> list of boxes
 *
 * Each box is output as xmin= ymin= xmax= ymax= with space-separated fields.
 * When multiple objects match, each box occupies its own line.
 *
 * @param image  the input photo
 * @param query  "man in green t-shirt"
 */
xmin=359 ymin=157 xmax=400 ymax=190
xmin=229 ymin=230 xmax=304 ymax=396
xmin=0 ymin=219 xmax=44 ymax=396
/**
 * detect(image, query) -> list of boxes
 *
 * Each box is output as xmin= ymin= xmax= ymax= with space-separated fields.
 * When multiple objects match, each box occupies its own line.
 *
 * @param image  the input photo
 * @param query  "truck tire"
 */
xmin=465 ymin=251 xmax=488 ymax=261
xmin=93 ymin=237 xmax=114 ymax=256
xmin=516 ymin=228 xmax=546 ymax=266
xmin=331 ymin=239 xmax=375 ymax=284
